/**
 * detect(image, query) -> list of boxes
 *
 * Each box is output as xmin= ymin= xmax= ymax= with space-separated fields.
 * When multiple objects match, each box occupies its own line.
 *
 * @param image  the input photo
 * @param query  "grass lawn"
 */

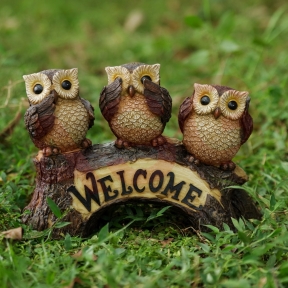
xmin=0 ymin=0 xmax=288 ymax=287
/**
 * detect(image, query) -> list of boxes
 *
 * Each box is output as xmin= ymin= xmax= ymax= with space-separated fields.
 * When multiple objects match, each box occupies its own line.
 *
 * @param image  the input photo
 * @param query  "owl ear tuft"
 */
xmin=238 ymin=91 xmax=249 ymax=99
xmin=105 ymin=66 xmax=129 ymax=78
xmin=105 ymin=66 xmax=113 ymax=75
xmin=23 ymin=75 xmax=29 ymax=81
xmin=194 ymin=83 xmax=205 ymax=90
xmin=151 ymin=63 xmax=160 ymax=72
xmin=68 ymin=68 xmax=78 ymax=77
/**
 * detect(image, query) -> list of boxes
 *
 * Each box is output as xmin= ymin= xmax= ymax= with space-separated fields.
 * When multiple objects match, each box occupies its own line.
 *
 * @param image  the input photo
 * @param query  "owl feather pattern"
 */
xmin=23 ymin=68 xmax=95 ymax=156
xmin=179 ymin=83 xmax=253 ymax=168
xmin=100 ymin=62 xmax=172 ymax=147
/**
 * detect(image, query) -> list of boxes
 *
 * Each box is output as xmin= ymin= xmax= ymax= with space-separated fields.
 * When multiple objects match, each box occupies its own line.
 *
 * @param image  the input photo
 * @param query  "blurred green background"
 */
xmin=1 ymin=1 xmax=288 ymax=287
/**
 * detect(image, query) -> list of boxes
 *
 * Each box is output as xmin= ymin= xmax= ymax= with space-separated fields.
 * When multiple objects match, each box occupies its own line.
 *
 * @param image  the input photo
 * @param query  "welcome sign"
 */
xmin=68 ymin=159 xmax=222 ymax=219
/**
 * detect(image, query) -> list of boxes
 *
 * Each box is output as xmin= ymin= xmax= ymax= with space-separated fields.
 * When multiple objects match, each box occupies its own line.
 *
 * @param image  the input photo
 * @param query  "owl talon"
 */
xmin=52 ymin=148 xmax=60 ymax=154
xmin=115 ymin=139 xmax=132 ymax=149
xmin=43 ymin=147 xmax=52 ymax=157
xmin=220 ymin=162 xmax=236 ymax=171
xmin=81 ymin=138 xmax=92 ymax=148
xmin=43 ymin=147 xmax=60 ymax=157
xmin=151 ymin=136 xmax=167 ymax=147
xmin=187 ymin=155 xmax=200 ymax=166
xmin=188 ymin=155 xmax=195 ymax=162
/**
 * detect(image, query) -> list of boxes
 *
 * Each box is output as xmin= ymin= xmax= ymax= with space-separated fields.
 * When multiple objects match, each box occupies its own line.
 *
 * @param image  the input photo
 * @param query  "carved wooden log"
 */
xmin=22 ymin=139 xmax=261 ymax=238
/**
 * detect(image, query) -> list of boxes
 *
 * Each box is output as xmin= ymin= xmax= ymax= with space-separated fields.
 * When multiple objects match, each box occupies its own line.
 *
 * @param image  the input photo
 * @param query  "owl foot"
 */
xmin=220 ymin=161 xmax=236 ymax=171
xmin=151 ymin=136 xmax=167 ymax=147
xmin=42 ymin=147 xmax=61 ymax=157
xmin=115 ymin=139 xmax=132 ymax=149
xmin=81 ymin=138 xmax=92 ymax=149
xmin=187 ymin=154 xmax=200 ymax=166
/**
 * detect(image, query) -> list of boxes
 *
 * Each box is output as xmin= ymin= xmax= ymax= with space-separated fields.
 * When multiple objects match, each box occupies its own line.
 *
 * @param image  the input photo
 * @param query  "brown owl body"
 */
xmin=99 ymin=63 xmax=172 ymax=148
xmin=40 ymin=98 xmax=91 ymax=151
xmin=110 ymin=93 xmax=163 ymax=145
xmin=23 ymin=68 xmax=94 ymax=156
xmin=179 ymin=83 xmax=253 ymax=169
xmin=183 ymin=113 xmax=242 ymax=166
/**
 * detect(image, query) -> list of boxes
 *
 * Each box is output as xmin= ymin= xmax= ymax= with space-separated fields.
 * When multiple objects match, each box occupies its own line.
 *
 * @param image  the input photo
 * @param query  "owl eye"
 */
xmin=23 ymin=72 xmax=52 ymax=104
xmin=228 ymin=100 xmax=238 ymax=110
xmin=200 ymin=95 xmax=210 ymax=105
xmin=33 ymin=84 xmax=44 ymax=94
xmin=132 ymin=64 xmax=160 ymax=94
xmin=61 ymin=80 xmax=72 ymax=90
xmin=193 ymin=83 xmax=219 ymax=115
xmin=220 ymin=90 xmax=248 ymax=120
xmin=53 ymin=68 xmax=79 ymax=99
xmin=141 ymin=75 xmax=152 ymax=84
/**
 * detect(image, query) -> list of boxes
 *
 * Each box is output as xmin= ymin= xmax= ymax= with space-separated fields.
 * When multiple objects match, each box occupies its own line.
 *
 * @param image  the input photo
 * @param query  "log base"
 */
xmin=22 ymin=140 xmax=261 ymax=238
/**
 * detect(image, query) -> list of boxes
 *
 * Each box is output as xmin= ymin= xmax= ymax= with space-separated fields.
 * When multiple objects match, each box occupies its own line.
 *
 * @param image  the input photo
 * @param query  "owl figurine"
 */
xmin=178 ymin=83 xmax=253 ymax=170
xmin=23 ymin=68 xmax=95 ymax=156
xmin=99 ymin=62 xmax=172 ymax=148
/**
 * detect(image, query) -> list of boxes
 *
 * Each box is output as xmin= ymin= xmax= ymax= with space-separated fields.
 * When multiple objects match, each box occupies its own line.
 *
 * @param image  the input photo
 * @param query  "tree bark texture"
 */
xmin=22 ymin=139 xmax=261 ymax=238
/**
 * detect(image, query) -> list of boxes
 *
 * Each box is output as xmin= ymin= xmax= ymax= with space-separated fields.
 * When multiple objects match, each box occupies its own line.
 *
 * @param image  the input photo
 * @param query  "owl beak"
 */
xmin=214 ymin=107 xmax=221 ymax=119
xmin=128 ymin=85 xmax=135 ymax=97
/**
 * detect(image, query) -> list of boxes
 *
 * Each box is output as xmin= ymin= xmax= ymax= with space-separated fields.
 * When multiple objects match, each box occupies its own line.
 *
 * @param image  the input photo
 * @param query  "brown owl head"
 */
xmin=191 ymin=83 xmax=250 ymax=120
xmin=104 ymin=63 xmax=160 ymax=95
xmin=23 ymin=68 xmax=79 ymax=105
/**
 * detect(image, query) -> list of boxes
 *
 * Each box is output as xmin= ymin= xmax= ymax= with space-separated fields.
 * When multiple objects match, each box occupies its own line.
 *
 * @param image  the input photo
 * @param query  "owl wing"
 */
xmin=143 ymin=79 xmax=172 ymax=125
xmin=24 ymin=93 xmax=55 ymax=140
xmin=80 ymin=98 xmax=95 ymax=129
xmin=240 ymin=98 xmax=253 ymax=144
xmin=99 ymin=77 xmax=122 ymax=122
xmin=178 ymin=97 xmax=193 ymax=133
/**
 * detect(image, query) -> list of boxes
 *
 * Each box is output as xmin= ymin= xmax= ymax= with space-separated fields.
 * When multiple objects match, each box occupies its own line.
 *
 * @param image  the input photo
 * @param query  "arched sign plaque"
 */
xmin=69 ymin=159 xmax=221 ymax=217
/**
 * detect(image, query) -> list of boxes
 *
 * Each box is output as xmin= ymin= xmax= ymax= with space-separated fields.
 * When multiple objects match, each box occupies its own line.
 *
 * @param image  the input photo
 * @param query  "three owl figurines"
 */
xmin=23 ymin=63 xmax=253 ymax=170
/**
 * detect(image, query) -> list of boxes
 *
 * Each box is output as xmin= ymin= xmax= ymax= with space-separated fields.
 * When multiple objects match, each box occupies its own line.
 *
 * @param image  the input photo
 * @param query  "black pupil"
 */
xmin=228 ymin=101 xmax=238 ymax=110
xmin=141 ymin=75 xmax=152 ymax=84
xmin=200 ymin=95 xmax=210 ymax=105
xmin=33 ymin=84 xmax=43 ymax=94
xmin=61 ymin=80 xmax=72 ymax=90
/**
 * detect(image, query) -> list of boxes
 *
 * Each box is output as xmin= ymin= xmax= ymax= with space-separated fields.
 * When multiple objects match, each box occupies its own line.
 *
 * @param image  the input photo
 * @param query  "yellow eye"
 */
xmin=193 ymin=83 xmax=219 ymax=115
xmin=23 ymin=72 xmax=52 ymax=104
xmin=132 ymin=64 xmax=160 ymax=93
xmin=105 ymin=66 xmax=130 ymax=91
xmin=220 ymin=90 xmax=248 ymax=120
xmin=52 ymin=68 xmax=79 ymax=99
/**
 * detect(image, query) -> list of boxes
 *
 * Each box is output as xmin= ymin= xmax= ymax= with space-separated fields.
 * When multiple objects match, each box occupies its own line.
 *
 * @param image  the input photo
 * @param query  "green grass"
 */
xmin=0 ymin=0 xmax=288 ymax=287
